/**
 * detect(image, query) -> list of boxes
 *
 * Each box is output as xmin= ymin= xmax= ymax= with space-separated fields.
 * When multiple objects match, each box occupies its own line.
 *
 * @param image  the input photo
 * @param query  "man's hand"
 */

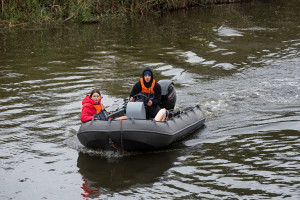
xmin=130 ymin=97 xmax=135 ymax=102
xmin=147 ymin=100 xmax=152 ymax=106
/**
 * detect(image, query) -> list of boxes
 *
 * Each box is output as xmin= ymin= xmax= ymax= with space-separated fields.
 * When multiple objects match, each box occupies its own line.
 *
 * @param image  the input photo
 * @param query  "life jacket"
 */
xmin=140 ymin=78 xmax=155 ymax=94
xmin=82 ymin=103 xmax=105 ymax=114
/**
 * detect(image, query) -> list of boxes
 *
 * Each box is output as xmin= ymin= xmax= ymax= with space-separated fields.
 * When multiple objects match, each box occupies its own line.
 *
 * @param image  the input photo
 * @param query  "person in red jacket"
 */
xmin=81 ymin=89 xmax=107 ymax=122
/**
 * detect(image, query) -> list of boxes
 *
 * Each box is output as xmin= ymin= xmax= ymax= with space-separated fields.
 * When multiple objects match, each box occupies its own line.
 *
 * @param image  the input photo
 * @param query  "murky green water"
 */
xmin=1 ymin=1 xmax=299 ymax=199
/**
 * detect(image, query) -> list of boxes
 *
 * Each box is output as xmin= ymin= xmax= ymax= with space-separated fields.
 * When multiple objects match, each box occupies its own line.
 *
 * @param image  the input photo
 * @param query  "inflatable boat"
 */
xmin=77 ymin=80 xmax=206 ymax=152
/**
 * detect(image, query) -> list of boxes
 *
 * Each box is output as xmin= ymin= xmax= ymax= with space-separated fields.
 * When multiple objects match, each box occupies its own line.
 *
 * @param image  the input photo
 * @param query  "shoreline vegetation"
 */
xmin=1 ymin=0 xmax=250 ymax=27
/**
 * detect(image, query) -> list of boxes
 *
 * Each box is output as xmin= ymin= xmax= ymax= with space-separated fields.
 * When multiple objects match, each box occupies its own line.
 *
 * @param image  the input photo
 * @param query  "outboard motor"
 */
xmin=158 ymin=80 xmax=176 ymax=110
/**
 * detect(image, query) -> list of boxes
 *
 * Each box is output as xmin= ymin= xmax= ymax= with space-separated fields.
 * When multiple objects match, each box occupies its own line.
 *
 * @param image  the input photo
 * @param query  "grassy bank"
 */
xmin=1 ymin=0 xmax=247 ymax=26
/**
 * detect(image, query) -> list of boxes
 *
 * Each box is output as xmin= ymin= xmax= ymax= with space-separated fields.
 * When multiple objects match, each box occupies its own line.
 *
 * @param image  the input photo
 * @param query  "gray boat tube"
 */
xmin=77 ymin=105 xmax=206 ymax=152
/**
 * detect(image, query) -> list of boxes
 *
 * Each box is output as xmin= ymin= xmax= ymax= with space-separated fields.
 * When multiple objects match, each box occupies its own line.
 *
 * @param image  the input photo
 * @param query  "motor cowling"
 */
xmin=158 ymin=80 xmax=176 ymax=110
xmin=126 ymin=102 xmax=146 ymax=119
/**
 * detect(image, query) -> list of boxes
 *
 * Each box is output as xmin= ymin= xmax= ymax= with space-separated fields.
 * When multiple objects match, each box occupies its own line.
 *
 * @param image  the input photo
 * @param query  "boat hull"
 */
xmin=77 ymin=105 xmax=206 ymax=151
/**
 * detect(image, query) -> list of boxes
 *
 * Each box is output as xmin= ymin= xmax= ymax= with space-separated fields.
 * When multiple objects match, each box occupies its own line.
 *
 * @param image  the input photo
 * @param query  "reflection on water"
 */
xmin=0 ymin=0 xmax=300 ymax=199
xmin=77 ymin=151 xmax=179 ymax=191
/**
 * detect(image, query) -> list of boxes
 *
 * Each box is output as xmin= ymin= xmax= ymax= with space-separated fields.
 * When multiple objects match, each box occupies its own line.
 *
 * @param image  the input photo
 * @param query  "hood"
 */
xmin=82 ymin=95 xmax=98 ymax=105
xmin=142 ymin=67 xmax=154 ymax=88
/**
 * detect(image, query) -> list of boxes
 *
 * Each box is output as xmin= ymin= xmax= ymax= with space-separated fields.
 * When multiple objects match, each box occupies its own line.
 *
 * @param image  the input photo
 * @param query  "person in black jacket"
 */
xmin=129 ymin=67 xmax=162 ymax=119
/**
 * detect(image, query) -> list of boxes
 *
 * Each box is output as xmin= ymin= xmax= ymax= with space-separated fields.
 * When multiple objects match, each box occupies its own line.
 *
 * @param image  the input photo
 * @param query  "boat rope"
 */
xmin=120 ymin=119 xmax=124 ymax=153
xmin=109 ymin=138 xmax=122 ymax=151
xmin=108 ymin=120 xmax=126 ymax=153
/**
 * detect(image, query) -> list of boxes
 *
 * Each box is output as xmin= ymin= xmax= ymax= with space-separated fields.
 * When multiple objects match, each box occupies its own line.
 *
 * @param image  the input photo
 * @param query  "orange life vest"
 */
xmin=140 ymin=78 xmax=155 ymax=94
xmin=82 ymin=103 xmax=104 ymax=114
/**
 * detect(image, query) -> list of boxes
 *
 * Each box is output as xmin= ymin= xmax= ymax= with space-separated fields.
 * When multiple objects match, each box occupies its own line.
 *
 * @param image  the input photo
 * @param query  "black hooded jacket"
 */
xmin=129 ymin=67 xmax=161 ymax=106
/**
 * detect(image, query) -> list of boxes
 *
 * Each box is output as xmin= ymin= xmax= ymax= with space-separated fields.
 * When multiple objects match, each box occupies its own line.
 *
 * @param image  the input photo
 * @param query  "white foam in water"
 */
xmin=6 ymin=73 xmax=24 ymax=78
xmin=182 ymin=51 xmax=205 ymax=64
xmin=202 ymin=60 xmax=216 ymax=65
xmin=213 ymin=63 xmax=236 ymax=70
xmin=157 ymin=65 xmax=197 ymax=85
xmin=209 ymin=42 xmax=217 ymax=48
xmin=161 ymin=67 xmax=184 ymax=77
xmin=156 ymin=65 xmax=173 ymax=71
xmin=202 ymin=99 xmax=229 ymax=118
xmin=216 ymin=25 xmax=243 ymax=37
xmin=221 ymin=52 xmax=236 ymax=55
xmin=89 ymin=51 xmax=110 ymax=54
xmin=64 ymin=136 xmax=125 ymax=158
xmin=48 ymin=61 xmax=66 ymax=64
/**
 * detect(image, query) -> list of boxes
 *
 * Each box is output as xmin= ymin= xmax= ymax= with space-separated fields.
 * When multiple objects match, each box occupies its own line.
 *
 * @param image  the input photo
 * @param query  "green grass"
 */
xmin=0 ymin=0 xmax=246 ymax=27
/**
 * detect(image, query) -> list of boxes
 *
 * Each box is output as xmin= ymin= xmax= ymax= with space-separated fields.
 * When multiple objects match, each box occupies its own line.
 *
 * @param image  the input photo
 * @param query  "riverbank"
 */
xmin=1 ymin=0 xmax=249 ymax=27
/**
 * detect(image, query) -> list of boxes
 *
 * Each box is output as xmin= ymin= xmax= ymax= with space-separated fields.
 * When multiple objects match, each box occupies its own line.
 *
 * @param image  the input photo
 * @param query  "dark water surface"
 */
xmin=1 ymin=1 xmax=299 ymax=199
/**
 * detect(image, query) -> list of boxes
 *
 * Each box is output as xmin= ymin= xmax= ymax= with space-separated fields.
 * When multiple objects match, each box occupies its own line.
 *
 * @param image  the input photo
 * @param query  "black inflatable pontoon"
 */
xmin=77 ymin=80 xmax=205 ymax=152
xmin=77 ymin=105 xmax=205 ymax=152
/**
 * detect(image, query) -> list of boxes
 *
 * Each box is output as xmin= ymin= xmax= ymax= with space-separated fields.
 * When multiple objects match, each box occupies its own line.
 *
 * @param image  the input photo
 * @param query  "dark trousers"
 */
xmin=145 ymin=104 xmax=161 ymax=119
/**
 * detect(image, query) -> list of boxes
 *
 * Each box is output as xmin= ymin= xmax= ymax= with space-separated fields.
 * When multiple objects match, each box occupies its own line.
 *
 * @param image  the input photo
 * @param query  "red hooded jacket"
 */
xmin=81 ymin=95 xmax=104 ymax=122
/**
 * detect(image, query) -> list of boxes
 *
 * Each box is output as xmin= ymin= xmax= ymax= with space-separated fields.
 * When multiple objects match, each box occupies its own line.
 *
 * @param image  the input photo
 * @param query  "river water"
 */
xmin=1 ymin=1 xmax=299 ymax=199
